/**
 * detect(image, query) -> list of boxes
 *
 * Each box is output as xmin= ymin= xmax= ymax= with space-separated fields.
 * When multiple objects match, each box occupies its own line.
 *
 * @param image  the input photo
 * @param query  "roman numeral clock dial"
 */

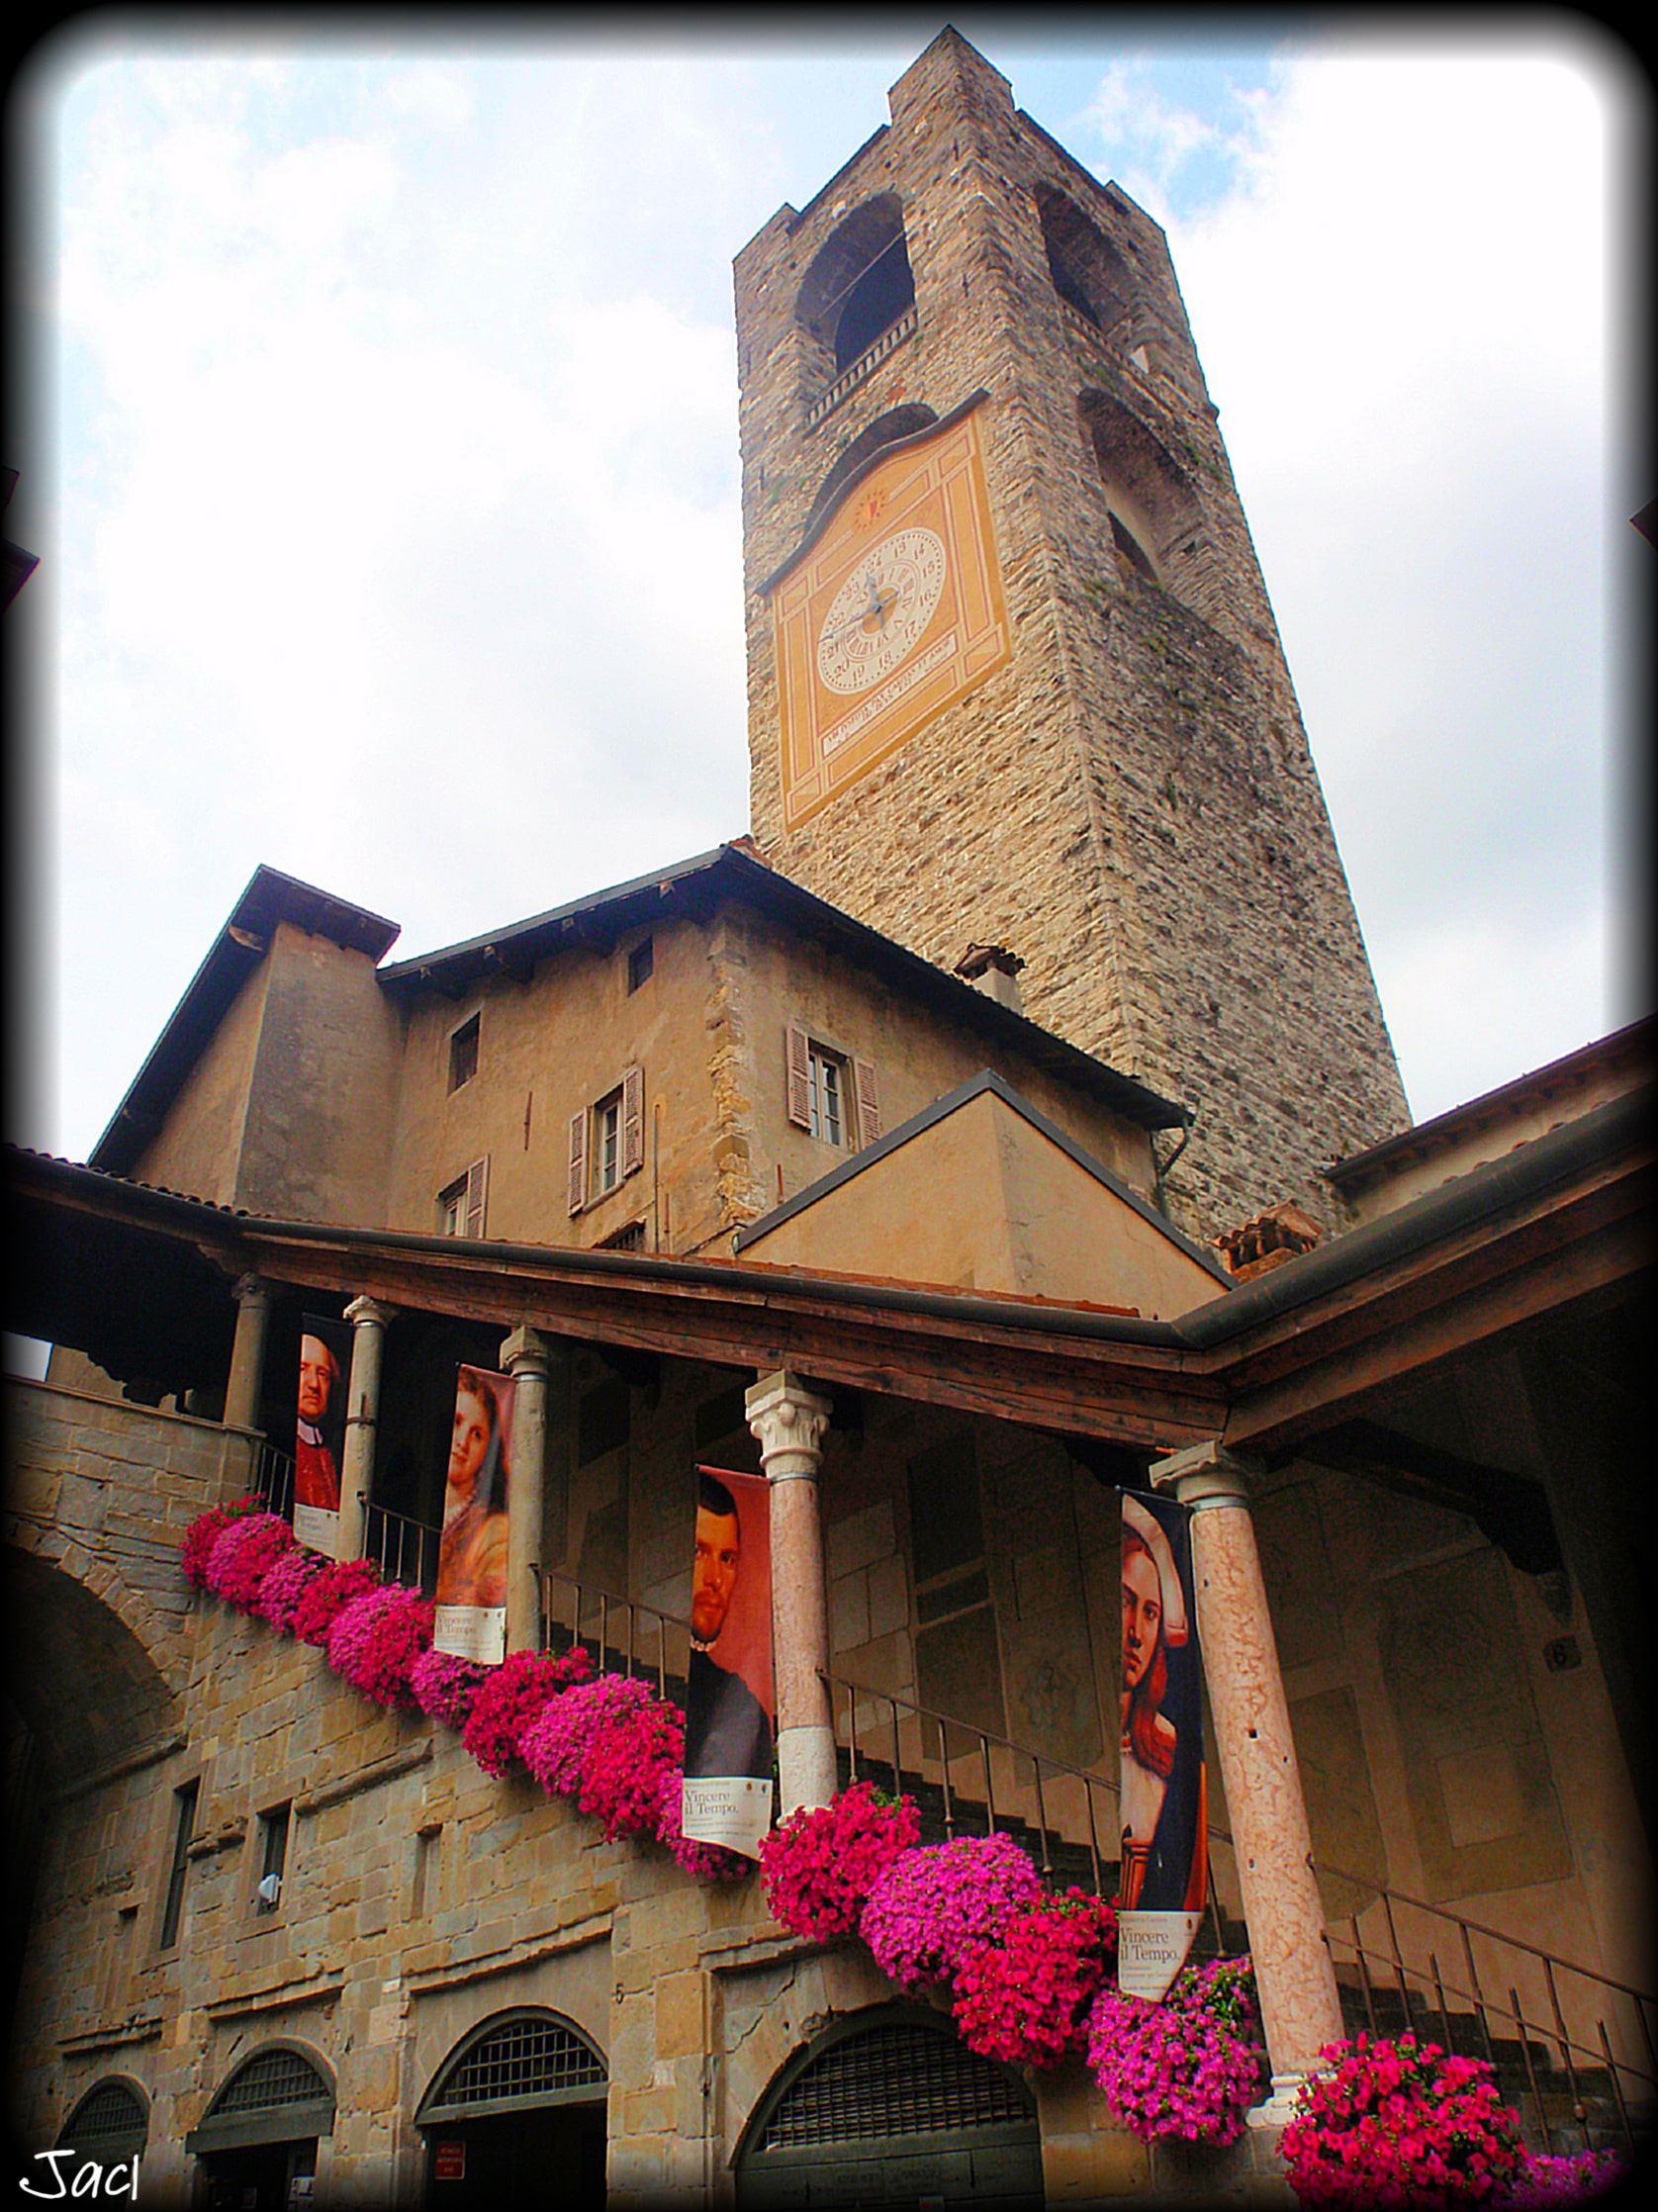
xmin=767 ymin=398 xmax=1011 ymax=830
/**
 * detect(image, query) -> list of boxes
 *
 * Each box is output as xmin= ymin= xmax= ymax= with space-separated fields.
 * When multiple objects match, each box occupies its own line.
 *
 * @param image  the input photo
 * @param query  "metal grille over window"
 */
xmin=431 ymin=2016 xmax=606 ymax=2113
xmin=57 ymin=2081 xmax=147 ymax=2160
xmin=763 ymin=2023 xmax=1028 ymax=2150
xmin=215 ymin=2050 xmax=331 ymax=2119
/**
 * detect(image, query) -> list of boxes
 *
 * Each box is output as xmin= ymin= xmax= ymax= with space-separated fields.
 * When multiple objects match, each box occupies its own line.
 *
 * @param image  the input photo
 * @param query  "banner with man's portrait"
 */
xmin=432 ymin=1363 xmax=515 ymax=1667
xmin=682 ymin=1465 xmax=775 ymax=1859
xmin=293 ymin=1315 xmax=351 ymax=1557
xmin=1117 ymin=1488 xmax=1209 ymax=2000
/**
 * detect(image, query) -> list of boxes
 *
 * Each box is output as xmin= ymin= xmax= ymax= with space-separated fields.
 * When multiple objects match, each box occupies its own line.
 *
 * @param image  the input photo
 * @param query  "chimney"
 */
xmin=954 ymin=943 xmax=1026 ymax=1015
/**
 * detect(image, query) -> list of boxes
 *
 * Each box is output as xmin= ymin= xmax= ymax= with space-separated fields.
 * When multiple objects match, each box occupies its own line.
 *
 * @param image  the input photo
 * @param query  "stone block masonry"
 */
xmin=734 ymin=29 xmax=1409 ymax=1238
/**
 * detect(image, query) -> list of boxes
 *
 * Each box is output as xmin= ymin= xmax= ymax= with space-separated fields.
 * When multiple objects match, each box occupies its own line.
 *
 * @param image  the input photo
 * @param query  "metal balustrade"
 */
xmin=362 ymin=1501 xmax=441 ymax=1593
xmin=247 ymin=1438 xmax=296 ymax=1520
xmin=256 ymin=1514 xmax=1652 ymax=2159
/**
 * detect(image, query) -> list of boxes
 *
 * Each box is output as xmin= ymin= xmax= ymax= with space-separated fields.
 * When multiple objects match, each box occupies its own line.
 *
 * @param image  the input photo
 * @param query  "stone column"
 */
xmin=224 ymin=1273 xmax=273 ymax=1432
xmin=746 ymin=1369 xmax=836 ymax=1816
xmin=501 ymin=1325 xmax=553 ymax=1654
xmin=1149 ymin=1437 xmax=1343 ymax=2121
xmin=339 ymin=1297 xmax=397 ymax=1564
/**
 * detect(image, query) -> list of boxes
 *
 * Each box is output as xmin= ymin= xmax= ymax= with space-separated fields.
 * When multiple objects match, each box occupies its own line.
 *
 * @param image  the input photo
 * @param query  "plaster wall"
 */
xmin=740 ymin=1085 xmax=1224 ymax=1316
xmin=129 ymin=957 xmax=273 ymax=1208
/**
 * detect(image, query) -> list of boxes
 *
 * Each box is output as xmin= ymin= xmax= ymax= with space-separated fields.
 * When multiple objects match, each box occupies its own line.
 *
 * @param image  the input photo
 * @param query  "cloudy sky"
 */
xmin=8 ymin=13 xmax=1649 ymax=1173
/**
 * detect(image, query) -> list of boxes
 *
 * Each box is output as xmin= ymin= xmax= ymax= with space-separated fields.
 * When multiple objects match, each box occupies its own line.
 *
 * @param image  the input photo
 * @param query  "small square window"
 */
xmin=595 ymin=1089 xmax=623 ymax=1196
xmin=627 ymin=938 xmax=654 ymax=993
xmin=254 ymin=1803 xmax=291 ymax=1915
xmin=438 ymin=1158 xmax=488 ymax=1238
xmin=808 ymin=1047 xmax=845 ymax=1147
xmin=448 ymin=1013 xmax=480 ymax=1091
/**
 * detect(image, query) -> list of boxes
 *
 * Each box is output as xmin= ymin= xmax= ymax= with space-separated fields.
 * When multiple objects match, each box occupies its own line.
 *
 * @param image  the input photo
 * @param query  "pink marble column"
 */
xmin=1151 ymin=1438 xmax=1343 ymax=2119
xmin=746 ymin=1369 xmax=836 ymax=1815
xmin=501 ymin=1326 xmax=553 ymax=1654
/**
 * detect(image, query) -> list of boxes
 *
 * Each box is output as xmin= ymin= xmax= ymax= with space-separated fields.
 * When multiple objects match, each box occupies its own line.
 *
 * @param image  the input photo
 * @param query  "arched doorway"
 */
xmin=416 ymin=2007 xmax=607 ymax=2209
xmin=184 ymin=2043 xmax=334 ymax=2211
xmin=735 ymin=2005 xmax=1043 ymax=2208
xmin=54 ymin=2076 xmax=148 ymax=2189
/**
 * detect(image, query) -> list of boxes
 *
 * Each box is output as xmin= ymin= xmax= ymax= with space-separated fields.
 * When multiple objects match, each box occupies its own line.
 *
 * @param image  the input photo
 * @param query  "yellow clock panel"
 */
xmin=770 ymin=404 xmax=1010 ymax=831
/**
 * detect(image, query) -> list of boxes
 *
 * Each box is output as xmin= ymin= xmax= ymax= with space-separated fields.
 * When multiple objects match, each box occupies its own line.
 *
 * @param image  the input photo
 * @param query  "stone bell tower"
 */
xmin=733 ymin=29 xmax=1410 ymax=1237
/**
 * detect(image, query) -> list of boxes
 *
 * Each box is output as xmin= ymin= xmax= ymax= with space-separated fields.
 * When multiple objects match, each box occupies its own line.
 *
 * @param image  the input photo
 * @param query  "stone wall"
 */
xmin=734 ymin=29 xmax=1411 ymax=1238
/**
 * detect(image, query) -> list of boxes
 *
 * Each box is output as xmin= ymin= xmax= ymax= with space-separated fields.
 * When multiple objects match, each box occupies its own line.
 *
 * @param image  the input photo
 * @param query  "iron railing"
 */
xmin=823 ymin=1662 xmax=1653 ymax=2157
xmin=246 ymin=1439 xmax=296 ymax=1519
xmin=536 ymin=1566 xmax=693 ymax=1699
xmin=363 ymin=1501 xmax=441 ymax=1593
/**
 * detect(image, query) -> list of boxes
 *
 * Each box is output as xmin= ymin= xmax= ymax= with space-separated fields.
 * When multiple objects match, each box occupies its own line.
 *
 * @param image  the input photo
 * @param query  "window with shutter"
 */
xmin=439 ymin=1159 xmax=489 ymax=1238
xmin=786 ymin=1023 xmax=811 ymax=1129
xmin=464 ymin=1155 xmax=489 ymax=1239
xmin=621 ymin=1064 xmax=645 ymax=1176
xmin=854 ymin=1057 xmax=881 ymax=1147
xmin=567 ymin=1110 xmax=589 ymax=1217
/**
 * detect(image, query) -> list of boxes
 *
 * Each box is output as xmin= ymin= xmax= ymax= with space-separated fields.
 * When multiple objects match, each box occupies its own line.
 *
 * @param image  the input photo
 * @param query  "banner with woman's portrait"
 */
xmin=682 ymin=1466 xmax=775 ymax=1859
xmin=433 ymin=1363 xmax=516 ymax=1666
xmin=1117 ymin=1489 xmax=1208 ymax=2000
xmin=293 ymin=1314 xmax=351 ymax=1557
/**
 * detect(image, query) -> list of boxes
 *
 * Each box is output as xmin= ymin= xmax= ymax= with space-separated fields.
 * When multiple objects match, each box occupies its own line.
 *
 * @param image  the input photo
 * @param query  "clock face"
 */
xmin=768 ymin=403 xmax=1010 ymax=831
xmin=814 ymin=526 xmax=949 ymax=694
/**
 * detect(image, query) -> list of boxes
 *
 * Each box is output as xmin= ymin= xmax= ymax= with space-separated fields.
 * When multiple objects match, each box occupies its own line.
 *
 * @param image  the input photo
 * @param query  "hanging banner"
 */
xmin=293 ymin=1315 xmax=351 ymax=1558
xmin=682 ymin=1466 xmax=775 ymax=1859
xmin=433 ymin=1364 xmax=515 ymax=1666
xmin=1117 ymin=1489 xmax=1209 ymax=2000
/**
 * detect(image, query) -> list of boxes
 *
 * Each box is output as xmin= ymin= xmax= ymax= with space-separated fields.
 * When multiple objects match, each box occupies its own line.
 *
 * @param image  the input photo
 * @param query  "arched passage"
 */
xmin=735 ymin=2004 xmax=1043 ymax=2209
xmin=185 ymin=2041 xmax=335 ymax=2212
xmin=415 ymin=2007 xmax=608 ymax=2209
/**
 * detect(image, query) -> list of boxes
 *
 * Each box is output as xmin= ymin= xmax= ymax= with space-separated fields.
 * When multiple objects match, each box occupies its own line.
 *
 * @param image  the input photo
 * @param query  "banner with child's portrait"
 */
xmin=433 ymin=1363 xmax=515 ymax=1667
xmin=682 ymin=1466 xmax=775 ymax=1858
xmin=293 ymin=1315 xmax=351 ymax=1558
xmin=1117 ymin=1489 xmax=1208 ymax=2000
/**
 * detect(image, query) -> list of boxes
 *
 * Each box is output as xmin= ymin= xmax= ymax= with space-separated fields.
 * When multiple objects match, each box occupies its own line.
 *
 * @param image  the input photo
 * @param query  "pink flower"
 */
xmin=410 ymin=1647 xmax=489 ymax=1728
xmin=203 ymin=1511 xmax=295 ymax=1609
xmin=953 ymin=1890 xmax=1118 ymax=2068
xmin=292 ymin=1556 xmax=382 ymax=1646
xmin=761 ymin=1783 xmax=921 ymax=1941
xmin=519 ymin=1672 xmax=656 ymax=1797
xmin=862 ymin=1833 xmax=1045 ymax=1989
xmin=1085 ymin=1958 xmax=1265 ymax=2145
xmin=1278 ymin=2033 xmax=1524 ymax=2207
xmin=324 ymin=1584 xmax=434 ymax=1706
xmin=461 ymin=1648 xmax=588 ymax=1777
xmin=182 ymin=1498 xmax=263 ymax=1589
xmin=252 ymin=1544 xmax=326 ymax=1633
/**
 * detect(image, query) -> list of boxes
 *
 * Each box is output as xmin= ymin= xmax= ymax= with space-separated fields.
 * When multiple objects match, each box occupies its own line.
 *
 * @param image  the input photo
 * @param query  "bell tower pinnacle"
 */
xmin=733 ymin=30 xmax=1410 ymax=1236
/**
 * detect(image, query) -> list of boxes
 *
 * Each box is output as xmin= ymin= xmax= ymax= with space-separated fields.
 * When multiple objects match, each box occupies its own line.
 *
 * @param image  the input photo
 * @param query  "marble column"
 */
xmin=1149 ymin=1437 xmax=1343 ymax=2122
xmin=746 ymin=1368 xmax=836 ymax=1816
xmin=224 ymin=1273 xmax=273 ymax=1433
xmin=339 ymin=1297 xmax=397 ymax=1565
xmin=501 ymin=1325 xmax=553 ymax=1654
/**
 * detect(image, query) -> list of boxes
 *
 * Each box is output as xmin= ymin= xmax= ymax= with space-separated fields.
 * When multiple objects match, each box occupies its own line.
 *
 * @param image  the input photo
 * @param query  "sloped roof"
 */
xmin=90 ymin=868 xmax=400 ymax=1176
xmin=378 ymin=842 xmax=1187 ymax=1132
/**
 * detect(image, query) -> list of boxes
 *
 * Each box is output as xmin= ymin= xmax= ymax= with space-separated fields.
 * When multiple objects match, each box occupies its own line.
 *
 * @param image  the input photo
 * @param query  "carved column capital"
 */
xmin=500 ymin=1325 xmax=553 ymax=1380
xmin=232 ymin=1272 xmax=271 ymax=1308
xmin=745 ymin=1369 xmax=831 ymax=1482
xmin=344 ymin=1296 xmax=398 ymax=1333
xmin=1149 ymin=1436 xmax=1261 ymax=1511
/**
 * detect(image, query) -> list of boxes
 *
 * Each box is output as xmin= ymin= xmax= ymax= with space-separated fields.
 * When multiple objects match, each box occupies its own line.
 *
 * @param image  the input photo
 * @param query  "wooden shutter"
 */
xmin=785 ymin=1023 xmax=811 ymax=1129
xmin=854 ymin=1058 xmax=881 ymax=1147
xmin=567 ymin=1109 xmax=588 ymax=1216
xmin=463 ymin=1155 xmax=489 ymax=1239
xmin=621 ymin=1064 xmax=645 ymax=1176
